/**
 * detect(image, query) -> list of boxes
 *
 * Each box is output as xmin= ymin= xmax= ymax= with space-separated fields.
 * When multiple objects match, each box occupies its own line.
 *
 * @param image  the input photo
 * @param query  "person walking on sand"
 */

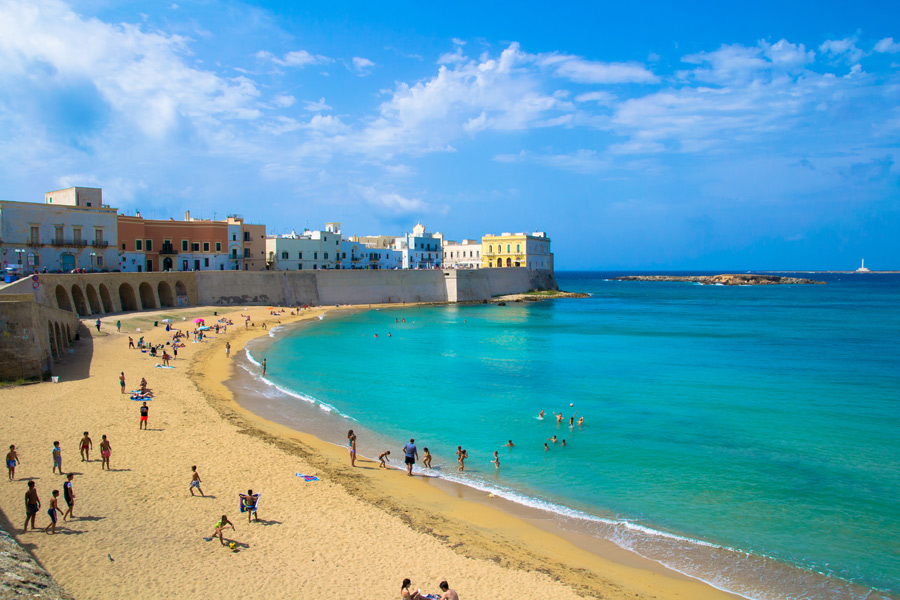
xmin=116 ymin=320 xmax=121 ymax=332
xmin=492 ymin=451 xmax=500 ymax=469
xmin=24 ymin=481 xmax=40 ymax=532
xmin=95 ymin=318 xmax=101 ymax=332
xmin=99 ymin=435 xmax=111 ymax=470
xmin=51 ymin=441 xmax=62 ymax=474
xmin=7 ymin=445 xmax=19 ymax=480
xmin=403 ymin=438 xmax=418 ymax=476
xmin=161 ymin=351 xmax=170 ymax=366
xmin=348 ymin=431 xmax=357 ymax=467
xmin=423 ymin=447 xmax=432 ymax=469
xmin=128 ymin=336 xmax=135 ymax=349
xmin=225 ymin=342 xmax=231 ymax=358
xmin=79 ymin=432 xmax=92 ymax=462
xmin=379 ymin=450 xmax=390 ymax=468
xmin=208 ymin=514 xmax=234 ymax=546
xmin=43 ymin=490 xmax=61 ymax=534
xmin=62 ymin=474 xmax=75 ymax=521
xmin=190 ymin=466 xmax=204 ymax=497
xmin=139 ymin=402 xmax=149 ymax=430
xmin=119 ymin=372 xmax=126 ymax=394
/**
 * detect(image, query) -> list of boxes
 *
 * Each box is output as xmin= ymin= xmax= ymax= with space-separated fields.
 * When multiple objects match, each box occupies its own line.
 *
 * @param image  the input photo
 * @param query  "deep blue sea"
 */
xmin=239 ymin=271 xmax=900 ymax=600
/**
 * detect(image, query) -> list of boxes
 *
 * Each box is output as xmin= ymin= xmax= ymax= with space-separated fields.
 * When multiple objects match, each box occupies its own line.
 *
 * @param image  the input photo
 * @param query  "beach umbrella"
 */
xmin=193 ymin=318 xmax=205 ymax=324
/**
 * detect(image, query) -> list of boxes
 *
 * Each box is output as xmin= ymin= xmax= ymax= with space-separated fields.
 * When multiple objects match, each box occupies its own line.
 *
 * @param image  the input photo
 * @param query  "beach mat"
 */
xmin=296 ymin=474 xmax=319 ymax=481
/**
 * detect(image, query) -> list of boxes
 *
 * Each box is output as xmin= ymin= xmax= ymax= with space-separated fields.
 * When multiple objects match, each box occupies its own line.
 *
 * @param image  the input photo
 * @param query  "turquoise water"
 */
xmin=243 ymin=272 xmax=900 ymax=599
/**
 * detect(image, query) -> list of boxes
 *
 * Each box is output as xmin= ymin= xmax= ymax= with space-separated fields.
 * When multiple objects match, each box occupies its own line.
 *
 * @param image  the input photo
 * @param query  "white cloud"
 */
xmin=819 ymin=37 xmax=865 ymax=63
xmin=306 ymin=114 xmax=348 ymax=135
xmin=272 ymin=94 xmax=296 ymax=108
xmin=874 ymin=37 xmax=900 ymax=53
xmin=303 ymin=97 xmax=332 ymax=112
xmin=575 ymin=91 xmax=616 ymax=104
xmin=351 ymin=184 xmax=427 ymax=213
xmin=493 ymin=149 xmax=610 ymax=174
xmin=352 ymin=56 xmax=375 ymax=75
xmin=258 ymin=49 xmax=330 ymax=68
xmin=541 ymin=54 xmax=658 ymax=84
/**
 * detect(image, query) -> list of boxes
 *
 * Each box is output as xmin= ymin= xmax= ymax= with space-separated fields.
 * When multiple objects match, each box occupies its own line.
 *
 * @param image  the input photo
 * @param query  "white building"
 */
xmin=442 ymin=239 xmax=482 ymax=269
xmin=265 ymin=223 xmax=342 ymax=271
xmin=396 ymin=223 xmax=442 ymax=269
xmin=0 ymin=187 xmax=118 ymax=273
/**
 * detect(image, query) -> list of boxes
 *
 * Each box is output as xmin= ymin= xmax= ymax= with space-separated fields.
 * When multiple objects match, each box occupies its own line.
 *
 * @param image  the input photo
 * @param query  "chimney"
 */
xmin=184 ymin=210 xmax=191 ymax=221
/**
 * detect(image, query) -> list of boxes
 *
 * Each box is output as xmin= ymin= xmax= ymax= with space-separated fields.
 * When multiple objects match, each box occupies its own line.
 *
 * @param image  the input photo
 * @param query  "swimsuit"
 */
xmin=63 ymin=483 xmax=73 ymax=506
xmin=101 ymin=450 xmax=110 ymax=458
xmin=27 ymin=503 xmax=38 ymax=515
xmin=190 ymin=480 xmax=200 ymax=489
xmin=6 ymin=460 xmax=15 ymax=468
xmin=48 ymin=508 xmax=57 ymax=523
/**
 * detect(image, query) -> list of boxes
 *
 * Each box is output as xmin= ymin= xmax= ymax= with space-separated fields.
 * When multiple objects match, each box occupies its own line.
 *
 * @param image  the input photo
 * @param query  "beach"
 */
xmin=0 ymin=304 xmax=737 ymax=600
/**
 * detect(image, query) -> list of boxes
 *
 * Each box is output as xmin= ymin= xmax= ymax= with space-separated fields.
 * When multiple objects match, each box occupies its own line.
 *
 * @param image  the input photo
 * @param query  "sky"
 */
xmin=0 ymin=0 xmax=898 ymax=270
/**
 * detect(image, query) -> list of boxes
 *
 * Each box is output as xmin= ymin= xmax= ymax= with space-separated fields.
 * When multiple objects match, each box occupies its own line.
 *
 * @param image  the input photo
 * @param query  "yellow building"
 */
xmin=481 ymin=232 xmax=553 ymax=270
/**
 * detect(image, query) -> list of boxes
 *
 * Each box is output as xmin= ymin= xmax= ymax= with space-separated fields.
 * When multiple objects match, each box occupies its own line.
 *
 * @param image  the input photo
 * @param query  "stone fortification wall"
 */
xmin=316 ymin=270 xmax=450 ymax=305
xmin=0 ymin=294 xmax=79 ymax=381
xmin=195 ymin=271 xmax=320 ymax=306
xmin=455 ymin=268 xmax=556 ymax=302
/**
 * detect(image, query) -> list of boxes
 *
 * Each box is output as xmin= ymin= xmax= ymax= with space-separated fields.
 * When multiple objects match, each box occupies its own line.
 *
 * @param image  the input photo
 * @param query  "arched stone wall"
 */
xmin=138 ymin=282 xmax=157 ymax=310
xmin=99 ymin=284 xmax=114 ymax=313
xmin=54 ymin=322 xmax=64 ymax=353
xmin=175 ymin=280 xmax=187 ymax=298
xmin=119 ymin=283 xmax=138 ymax=311
xmin=48 ymin=320 xmax=57 ymax=358
xmin=85 ymin=284 xmax=102 ymax=314
xmin=158 ymin=281 xmax=175 ymax=307
xmin=71 ymin=285 xmax=89 ymax=316
xmin=55 ymin=285 xmax=73 ymax=312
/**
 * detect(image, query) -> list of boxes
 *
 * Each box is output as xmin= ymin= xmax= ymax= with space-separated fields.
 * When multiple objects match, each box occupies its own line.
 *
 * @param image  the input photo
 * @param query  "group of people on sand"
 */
xmin=400 ymin=578 xmax=458 ymax=600
xmin=7 ymin=429 xmax=115 ymax=534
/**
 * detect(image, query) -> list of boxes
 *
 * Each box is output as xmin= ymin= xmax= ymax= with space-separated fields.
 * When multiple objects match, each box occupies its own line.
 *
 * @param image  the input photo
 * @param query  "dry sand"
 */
xmin=0 ymin=304 xmax=738 ymax=600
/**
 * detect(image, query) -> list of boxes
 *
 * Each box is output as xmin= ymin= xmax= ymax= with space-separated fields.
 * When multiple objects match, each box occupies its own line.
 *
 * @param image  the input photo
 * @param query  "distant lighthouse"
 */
xmin=856 ymin=259 xmax=871 ymax=273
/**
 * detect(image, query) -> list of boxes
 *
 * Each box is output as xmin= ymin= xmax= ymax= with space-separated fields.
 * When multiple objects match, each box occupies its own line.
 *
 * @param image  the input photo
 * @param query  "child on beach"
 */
xmin=23 ymin=481 xmax=40 ymax=532
xmin=43 ymin=490 xmax=61 ymax=534
xmin=119 ymin=372 xmax=125 ymax=394
xmin=423 ymin=448 xmax=432 ymax=469
xmin=379 ymin=450 xmax=390 ymax=468
xmin=62 ymin=474 xmax=75 ymax=521
xmin=99 ymin=435 xmax=111 ymax=470
xmin=128 ymin=336 xmax=134 ymax=349
xmin=80 ymin=432 xmax=92 ymax=462
xmin=457 ymin=448 xmax=467 ymax=472
xmin=348 ymin=430 xmax=357 ymax=467
xmin=140 ymin=402 xmax=149 ymax=429
xmin=492 ymin=451 xmax=500 ymax=469
xmin=208 ymin=515 xmax=234 ymax=546
xmin=51 ymin=441 xmax=62 ymax=474
xmin=7 ymin=445 xmax=18 ymax=480
xmin=239 ymin=490 xmax=259 ymax=523
xmin=190 ymin=466 xmax=204 ymax=497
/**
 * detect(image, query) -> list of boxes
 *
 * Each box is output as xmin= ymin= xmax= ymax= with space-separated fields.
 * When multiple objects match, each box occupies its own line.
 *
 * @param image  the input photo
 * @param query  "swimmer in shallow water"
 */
xmin=503 ymin=440 xmax=514 ymax=447
xmin=578 ymin=416 xmax=584 ymax=426
xmin=538 ymin=410 xmax=544 ymax=419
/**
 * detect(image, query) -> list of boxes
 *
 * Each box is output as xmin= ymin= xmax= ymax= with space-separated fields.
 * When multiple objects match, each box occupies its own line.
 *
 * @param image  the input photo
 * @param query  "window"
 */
xmin=136 ymin=239 xmax=143 ymax=251
xmin=243 ymin=231 xmax=250 ymax=241
xmin=507 ymin=244 xmax=511 ymax=253
xmin=182 ymin=240 xmax=189 ymax=251
xmin=488 ymin=245 xmax=492 ymax=254
xmin=281 ymin=251 xmax=288 ymax=260
xmin=122 ymin=243 xmax=126 ymax=250
xmin=97 ymin=256 xmax=103 ymax=266
xmin=232 ymin=234 xmax=237 ymax=241
xmin=216 ymin=242 xmax=221 ymax=252
xmin=30 ymin=226 xmax=39 ymax=244
xmin=73 ymin=228 xmax=82 ymax=243
xmin=324 ymin=252 xmax=328 ymax=259
xmin=96 ymin=230 xmax=104 ymax=245
xmin=54 ymin=226 xmax=63 ymax=243
xmin=516 ymin=244 xmax=521 ymax=253
xmin=203 ymin=242 xmax=210 ymax=252
xmin=298 ymin=264 xmax=303 ymax=270
xmin=29 ymin=253 xmax=39 ymax=266
xmin=243 ymin=248 xmax=250 ymax=258
xmin=298 ymin=252 xmax=302 ymax=259
xmin=145 ymin=239 xmax=152 ymax=252
xmin=314 ymin=252 xmax=318 ymax=259
xmin=323 ymin=236 xmax=327 ymax=242
xmin=204 ymin=258 xmax=209 ymax=267
xmin=336 ymin=239 xmax=339 ymax=246
xmin=231 ymin=248 xmax=237 ymax=259
xmin=191 ymin=243 xmax=200 ymax=252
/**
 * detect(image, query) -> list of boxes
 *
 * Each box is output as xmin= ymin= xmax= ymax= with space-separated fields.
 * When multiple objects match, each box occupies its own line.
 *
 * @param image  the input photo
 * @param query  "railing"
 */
xmin=159 ymin=247 xmax=178 ymax=255
xmin=50 ymin=239 xmax=89 ymax=247
xmin=91 ymin=240 xmax=109 ymax=247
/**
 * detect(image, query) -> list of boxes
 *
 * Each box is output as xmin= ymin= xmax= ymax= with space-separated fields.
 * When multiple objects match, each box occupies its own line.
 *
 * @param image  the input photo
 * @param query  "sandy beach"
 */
xmin=0 ymin=304 xmax=738 ymax=600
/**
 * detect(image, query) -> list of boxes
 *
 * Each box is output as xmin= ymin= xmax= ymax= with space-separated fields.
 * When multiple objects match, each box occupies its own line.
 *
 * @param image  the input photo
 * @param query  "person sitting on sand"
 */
xmin=209 ymin=515 xmax=234 ymax=546
xmin=239 ymin=490 xmax=259 ymax=523
xmin=140 ymin=377 xmax=148 ymax=393
xmin=438 ymin=581 xmax=459 ymax=600
xmin=379 ymin=450 xmax=390 ymax=468
xmin=400 ymin=578 xmax=422 ymax=600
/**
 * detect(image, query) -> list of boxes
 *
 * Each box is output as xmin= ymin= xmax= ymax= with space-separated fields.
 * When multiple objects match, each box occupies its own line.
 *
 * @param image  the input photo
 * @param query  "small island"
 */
xmin=612 ymin=274 xmax=826 ymax=286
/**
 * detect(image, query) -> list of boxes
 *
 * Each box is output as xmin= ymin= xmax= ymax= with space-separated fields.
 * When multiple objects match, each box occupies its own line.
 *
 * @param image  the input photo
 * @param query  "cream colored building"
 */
xmin=481 ymin=232 xmax=553 ymax=271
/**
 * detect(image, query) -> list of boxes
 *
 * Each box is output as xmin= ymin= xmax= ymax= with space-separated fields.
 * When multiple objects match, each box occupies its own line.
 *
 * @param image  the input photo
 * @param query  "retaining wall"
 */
xmin=0 ymin=294 xmax=79 ymax=381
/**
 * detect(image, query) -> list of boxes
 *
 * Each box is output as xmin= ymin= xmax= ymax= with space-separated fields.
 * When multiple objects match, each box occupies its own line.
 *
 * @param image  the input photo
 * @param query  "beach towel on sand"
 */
xmin=154 ymin=364 xmax=175 ymax=369
xmin=295 ymin=474 xmax=319 ymax=481
xmin=239 ymin=494 xmax=260 ymax=513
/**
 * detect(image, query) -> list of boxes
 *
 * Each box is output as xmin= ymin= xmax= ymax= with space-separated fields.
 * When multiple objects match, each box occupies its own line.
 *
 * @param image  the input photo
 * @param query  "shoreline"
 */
xmin=210 ymin=304 xmax=740 ymax=599
xmin=0 ymin=303 xmax=737 ymax=599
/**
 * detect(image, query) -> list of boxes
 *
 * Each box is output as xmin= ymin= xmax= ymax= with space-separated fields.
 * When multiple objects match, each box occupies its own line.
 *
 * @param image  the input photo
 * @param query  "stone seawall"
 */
xmin=0 ymin=525 xmax=72 ymax=599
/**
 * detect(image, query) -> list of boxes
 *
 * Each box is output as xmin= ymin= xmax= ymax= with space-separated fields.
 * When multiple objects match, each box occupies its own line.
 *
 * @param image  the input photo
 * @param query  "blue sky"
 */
xmin=0 ymin=0 xmax=898 ymax=269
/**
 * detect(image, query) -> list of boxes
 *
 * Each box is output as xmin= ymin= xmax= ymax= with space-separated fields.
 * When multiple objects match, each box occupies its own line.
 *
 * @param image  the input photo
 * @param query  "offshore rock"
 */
xmin=612 ymin=274 xmax=825 ymax=285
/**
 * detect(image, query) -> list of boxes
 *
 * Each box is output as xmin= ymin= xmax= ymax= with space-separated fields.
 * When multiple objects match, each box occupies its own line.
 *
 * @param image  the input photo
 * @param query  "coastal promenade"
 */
xmin=0 ymin=305 xmax=735 ymax=599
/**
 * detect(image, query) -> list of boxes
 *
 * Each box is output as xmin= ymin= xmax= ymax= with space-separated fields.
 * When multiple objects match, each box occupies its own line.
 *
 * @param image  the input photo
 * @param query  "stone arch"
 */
xmin=119 ymin=283 xmax=138 ymax=312
xmin=55 ymin=285 xmax=73 ymax=312
xmin=98 ymin=284 xmax=113 ymax=313
xmin=48 ymin=321 xmax=57 ymax=358
xmin=157 ymin=281 xmax=175 ymax=307
xmin=506 ymin=257 xmax=512 ymax=267
xmin=175 ymin=280 xmax=188 ymax=306
xmin=85 ymin=284 xmax=102 ymax=314
xmin=138 ymin=282 xmax=157 ymax=309
xmin=54 ymin=322 xmax=64 ymax=353
xmin=71 ymin=285 xmax=89 ymax=316
xmin=65 ymin=324 xmax=71 ymax=345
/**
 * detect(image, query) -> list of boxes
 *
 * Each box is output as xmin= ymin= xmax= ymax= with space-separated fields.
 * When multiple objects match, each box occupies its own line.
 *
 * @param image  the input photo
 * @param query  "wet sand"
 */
xmin=0 ymin=304 xmax=738 ymax=599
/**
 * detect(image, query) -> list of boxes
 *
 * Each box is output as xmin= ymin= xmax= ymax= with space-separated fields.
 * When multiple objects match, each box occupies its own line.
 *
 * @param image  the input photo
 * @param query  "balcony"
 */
xmin=91 ymin=240 xmax=109 ymax=247
xmin=159 ymin=247 xmax=178 ymax=255
xmin=50 ymin=239 xmax=89 ymax=247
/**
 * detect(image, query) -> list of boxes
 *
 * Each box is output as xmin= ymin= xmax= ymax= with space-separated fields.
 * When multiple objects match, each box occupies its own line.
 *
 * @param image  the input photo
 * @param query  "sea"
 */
xmin=232 ymin=271 xmax=900 ymax=600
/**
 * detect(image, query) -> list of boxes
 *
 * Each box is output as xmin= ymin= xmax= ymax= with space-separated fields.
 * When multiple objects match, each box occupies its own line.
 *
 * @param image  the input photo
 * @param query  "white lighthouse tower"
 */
xmin=856 ymin=259 xmax=871 ymax=273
